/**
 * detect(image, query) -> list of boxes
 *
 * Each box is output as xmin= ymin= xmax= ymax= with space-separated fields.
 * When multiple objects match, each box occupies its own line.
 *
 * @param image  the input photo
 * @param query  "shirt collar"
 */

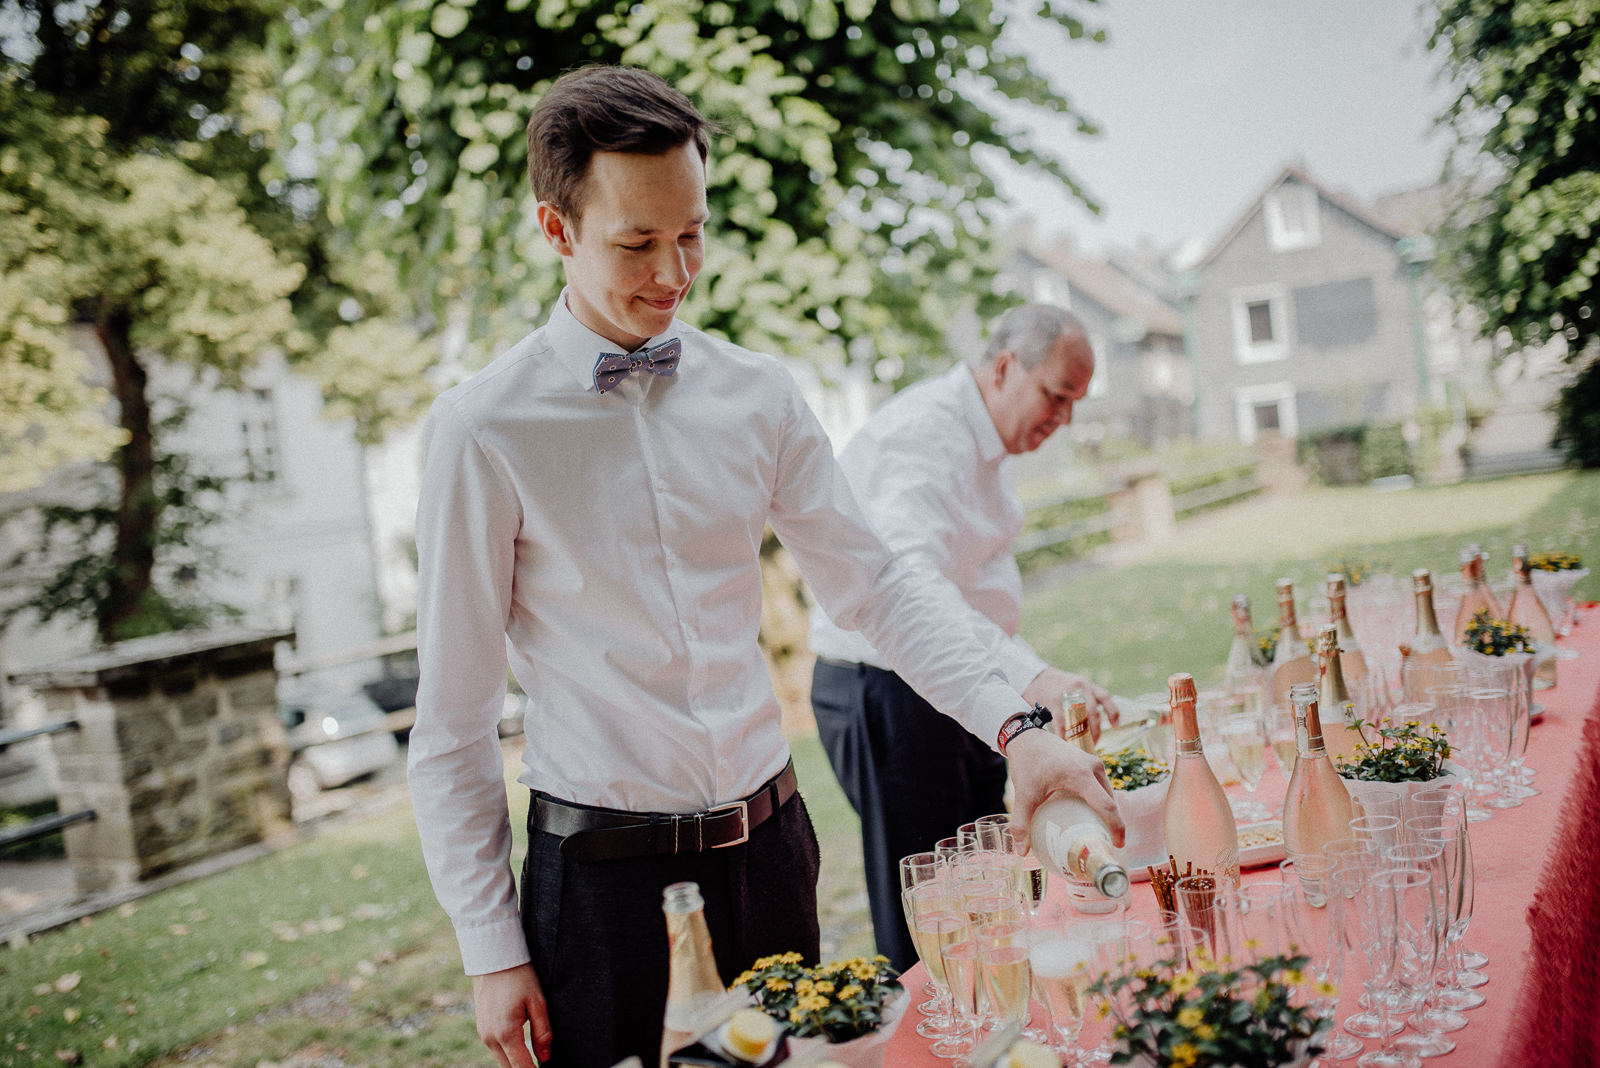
xmin=956 ymin=364 xmax=1008 ymax=463
xmin=546 ymin=288 xmax=680 ymax=393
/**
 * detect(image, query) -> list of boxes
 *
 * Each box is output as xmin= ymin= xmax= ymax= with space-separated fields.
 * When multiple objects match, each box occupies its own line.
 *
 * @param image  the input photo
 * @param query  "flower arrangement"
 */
xmin=1463 ymin=610 xmax=1535 ymax=656
xmin=1089 ymin=949 xmax=1329 ymax=1067
xmin=1256 ymin=629 xmax=1312 ymax=663
xmin=1322 ymin=553 xmax=1391 ymax=587
xmin=732 ymin=953 xmax=902 ymax=1041
xmin=1335 ymin=720 xmax=1451 ymax=783
xmin=1101 ymin=745 xmax=1171 ymax=791
xmin=1529 ymin=550 xmax=1582 ymax=571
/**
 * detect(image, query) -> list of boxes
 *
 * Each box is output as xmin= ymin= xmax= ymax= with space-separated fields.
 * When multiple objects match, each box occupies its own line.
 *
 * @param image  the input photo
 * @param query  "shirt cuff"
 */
xmin=997 ymin=643 xmax=1050 ymax=698
xmin=455 ymin=916 xmax=533 ymax=977
xmin=973 ymin=681 xmax=1032 ymax=756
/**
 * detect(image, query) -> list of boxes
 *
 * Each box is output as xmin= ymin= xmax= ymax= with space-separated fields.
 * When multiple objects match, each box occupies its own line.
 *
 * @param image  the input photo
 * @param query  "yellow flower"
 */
xmin=874 ymin=954 xmax=890 ymax=963
xmin=1176 ymin=1007 xmax=1204 ymax=1028
xmin=1169 ymin=971 xmax=1198 ymax=995
xmin=799 ymin=994 xmax=828 ymax=1012
xmin=1096 ymin=1001 xmax=1112 ymax=1020
xmin=1316 ymin=980 xmax=1340 ymax=998
xmin=814 ymin=980 xmax=835 ymax=994
xmin=1195 ymin=1024 xmax=1215 ymax=1040
xmin=795 ymin=979 xmax=814 ymax=995
xmin=1282 ymin=968 xmax=1306 ymax=986
xmin=780 ymin=951 xmax=804 ymax=964
xmin=789 ymin=1007 xmax=804 ymax=1023
xmin=765 ymin=977 xmax=791 ymax=992
xmin=753 ymin=955 xmax=778 ymax=969
xmin=840 ymin=984 xmax=863 ymax=999
xmin=850 ymin=963 xmax=876 ymax=981
xmin=1171 ymin=1041 xmax=1200 ymax=1068
xmin=733 ymin=970 xmax=756 ymax=988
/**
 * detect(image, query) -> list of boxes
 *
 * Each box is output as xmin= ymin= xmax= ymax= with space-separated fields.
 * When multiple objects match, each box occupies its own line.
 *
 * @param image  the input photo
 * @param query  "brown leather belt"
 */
xmin=533 ymin=760 xmax=798 ymax=863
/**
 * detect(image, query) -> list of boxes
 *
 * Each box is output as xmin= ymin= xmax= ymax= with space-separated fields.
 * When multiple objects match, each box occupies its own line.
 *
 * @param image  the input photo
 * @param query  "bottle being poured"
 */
xmin=1161 ymin=672 xmax=1240 ymax=885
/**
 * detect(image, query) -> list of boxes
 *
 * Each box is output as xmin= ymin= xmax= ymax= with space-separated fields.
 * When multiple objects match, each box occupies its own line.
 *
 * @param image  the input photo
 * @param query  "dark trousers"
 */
xmin=809 ymin=660 xmax=1009 ymax=975
xmin=520 ymin=789 xmax=821 ymax=1068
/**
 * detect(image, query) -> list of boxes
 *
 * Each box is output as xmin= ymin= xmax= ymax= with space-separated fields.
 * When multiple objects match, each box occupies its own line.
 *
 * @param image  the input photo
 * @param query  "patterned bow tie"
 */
xmin=592 ymin=338 xmax=682 ymax=395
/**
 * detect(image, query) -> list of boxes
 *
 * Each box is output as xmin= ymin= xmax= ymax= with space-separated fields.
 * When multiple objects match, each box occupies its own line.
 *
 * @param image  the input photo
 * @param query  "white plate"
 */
xmin=1238 ymin=820 xmax=1287 ymax=870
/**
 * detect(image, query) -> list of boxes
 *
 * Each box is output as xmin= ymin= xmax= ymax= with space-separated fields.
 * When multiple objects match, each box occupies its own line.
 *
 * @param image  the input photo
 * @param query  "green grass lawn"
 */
xmin=2 ymin=469 xmax=1595 ymax=1066
xmin=1021 ymin=470 xmax=1599 ymax=696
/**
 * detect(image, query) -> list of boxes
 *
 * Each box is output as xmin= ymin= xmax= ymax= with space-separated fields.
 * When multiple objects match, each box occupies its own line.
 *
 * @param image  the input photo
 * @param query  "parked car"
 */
xmin=279 ymin=693 xmax=401 ymax=800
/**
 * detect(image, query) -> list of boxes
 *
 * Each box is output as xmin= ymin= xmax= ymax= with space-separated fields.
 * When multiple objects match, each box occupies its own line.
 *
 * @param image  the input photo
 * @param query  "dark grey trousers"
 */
xmin=520 ymin=789 xmax=821 ymax=1067
xmin=810 ymin=660 xmax=1009 ymax=974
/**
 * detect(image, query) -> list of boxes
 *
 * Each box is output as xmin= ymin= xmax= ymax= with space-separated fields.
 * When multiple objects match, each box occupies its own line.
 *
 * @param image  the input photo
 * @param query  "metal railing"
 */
xmin=0 ymin=719 xmax=95 ymax=850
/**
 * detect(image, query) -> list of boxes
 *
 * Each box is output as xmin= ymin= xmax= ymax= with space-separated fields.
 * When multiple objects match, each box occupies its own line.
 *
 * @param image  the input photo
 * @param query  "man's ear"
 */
xmin=990 ymin=348 xmax=1016 ymax=389
xmin=537 ymin=201 xmax=576 ymax=257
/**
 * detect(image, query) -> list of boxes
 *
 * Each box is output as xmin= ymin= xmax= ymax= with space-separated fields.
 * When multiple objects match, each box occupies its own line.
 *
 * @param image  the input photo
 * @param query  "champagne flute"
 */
xmin=1268 ymin=706 xmax=1299 ymax=782
xmin=1382 ymin=842 xmax=1462 ymax=1056
xmin=1221 ymin=713 xmax=1272 ymax=823
xmin=1360 ymin=867 xmax=1439 ymax=1068
xmin=899 ymin=852 xmax=942 ymax=1006
xmin=1280 ymin=883 xmax=1362 ymax=1062
xmin=975 ymin=919 xmax=1032 ymax=1026
xmin=1470 ymin=688 xmax=1520 ymax=809
xmin=1416 ymin=819 xmax=1489 ymax=995
xmin=906 ymin=880 xmax=973 ymax=1051
xmin=1024 ymin=917 xmax=1096 ymax=1057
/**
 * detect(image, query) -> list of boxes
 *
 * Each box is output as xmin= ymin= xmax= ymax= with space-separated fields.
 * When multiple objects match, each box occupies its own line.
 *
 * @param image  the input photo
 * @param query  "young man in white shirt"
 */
xmin=808 ymin=303 xmax=1119 ymax=972
xmin=409 ymin=66 xmax=1121 ymax=1068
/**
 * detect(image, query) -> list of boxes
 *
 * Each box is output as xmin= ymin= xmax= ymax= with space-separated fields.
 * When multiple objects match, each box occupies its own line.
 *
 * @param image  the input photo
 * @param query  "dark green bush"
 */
xmin=1554 ymin=356 xmax=1600 ymax=468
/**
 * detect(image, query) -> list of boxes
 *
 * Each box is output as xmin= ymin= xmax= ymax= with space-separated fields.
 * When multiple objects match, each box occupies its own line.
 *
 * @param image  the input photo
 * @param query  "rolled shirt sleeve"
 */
xmin=768 ymin=389 xmax=1031 ymax=751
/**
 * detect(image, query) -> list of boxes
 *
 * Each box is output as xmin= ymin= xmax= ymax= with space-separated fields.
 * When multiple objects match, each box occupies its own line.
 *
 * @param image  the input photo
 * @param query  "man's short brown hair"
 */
xmin=527 ymin=65 xmax=711 ymax=226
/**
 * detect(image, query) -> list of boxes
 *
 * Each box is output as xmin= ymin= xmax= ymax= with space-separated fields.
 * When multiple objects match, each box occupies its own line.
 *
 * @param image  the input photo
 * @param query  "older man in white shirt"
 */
xmin=808 ymin=303 xmax=1117 ymax=972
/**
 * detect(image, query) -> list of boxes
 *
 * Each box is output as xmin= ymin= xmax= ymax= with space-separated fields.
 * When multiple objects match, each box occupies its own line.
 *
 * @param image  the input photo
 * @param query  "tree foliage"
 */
xmin=280 ymin=0 xmax=1103 ymax=381
xmin=1430 ymin=0 xmax=1600 ymax=462
xmin=1 ymin=0 xmax=434 ymax=640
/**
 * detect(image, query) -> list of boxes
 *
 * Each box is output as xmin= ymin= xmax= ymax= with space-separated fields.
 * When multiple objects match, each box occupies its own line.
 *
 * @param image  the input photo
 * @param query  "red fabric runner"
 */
xmin=886 ymin=618 xmax=1600 ymax=1068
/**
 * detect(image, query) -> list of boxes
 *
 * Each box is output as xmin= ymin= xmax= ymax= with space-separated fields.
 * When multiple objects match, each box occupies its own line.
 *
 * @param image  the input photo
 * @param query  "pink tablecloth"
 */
xmin=887 ymin=618 xmax=1600 ymax=1068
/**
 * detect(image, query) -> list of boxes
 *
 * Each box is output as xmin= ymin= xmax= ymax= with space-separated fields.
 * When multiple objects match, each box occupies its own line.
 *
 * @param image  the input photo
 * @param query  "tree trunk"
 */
xmin=97 ymin=303 xmax=157 ymax=644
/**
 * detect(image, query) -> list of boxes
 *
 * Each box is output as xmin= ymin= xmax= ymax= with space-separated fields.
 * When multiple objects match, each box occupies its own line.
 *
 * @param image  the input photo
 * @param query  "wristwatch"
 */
xmin=997 ymin=704 xmax=1053 ymax=756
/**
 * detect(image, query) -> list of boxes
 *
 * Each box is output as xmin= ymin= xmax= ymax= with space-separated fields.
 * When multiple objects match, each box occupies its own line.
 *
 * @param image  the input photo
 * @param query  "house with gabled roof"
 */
xmin=1178 ymin=164 xmax=1458 ymax=445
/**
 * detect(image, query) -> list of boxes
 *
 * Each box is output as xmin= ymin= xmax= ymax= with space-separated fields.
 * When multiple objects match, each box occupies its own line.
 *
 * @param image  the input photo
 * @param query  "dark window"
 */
xmin=1254 ymin=402 xmax=1281 ymax=431
xmin=1247 ymin=301 xmax=1275 ymax=343
xmin=1294 ymin=277 xmax=1377 ymax=348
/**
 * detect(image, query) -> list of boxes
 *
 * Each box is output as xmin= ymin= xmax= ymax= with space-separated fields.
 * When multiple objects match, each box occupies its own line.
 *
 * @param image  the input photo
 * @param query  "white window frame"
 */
xmin=240 ymin=387 xmax=281 ymax=487
xmin=1230 ymin=284 xmax=1291 ymax=365
xmin=1265 ymin=183 xmax=1321 ymax=251
xmin=1234 ymin=382 xmax=1299 ymax=444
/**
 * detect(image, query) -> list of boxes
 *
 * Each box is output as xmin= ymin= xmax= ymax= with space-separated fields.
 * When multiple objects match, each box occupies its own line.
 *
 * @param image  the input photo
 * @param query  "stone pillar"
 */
xmin=1105 ymin=460 xmax=1176 ymax=544
xmin=8 ymin=628 xmax=294 ymax=896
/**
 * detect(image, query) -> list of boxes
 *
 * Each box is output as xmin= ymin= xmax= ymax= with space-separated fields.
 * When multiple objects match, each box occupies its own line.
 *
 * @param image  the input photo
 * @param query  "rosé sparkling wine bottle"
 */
xmin=1281 ymin=683 xmax=1355 ymax=867
xmin=1316 ymin=624 xmax=1364 ymax=767
xmin=1325 ymin=573 xmax=1369 ymax=687
xmin=1509 ymin=543 xmax=1558 ymax=688
xmin=1410 ymin=569 xmax=1454 ymax=667
xmin=1161 ymin=673 xmax=1241 ymax=884
xmin=1453 ymin=545 xmax=1504 ymax=644
xmin=660 ymin=882 xmax=724 ymax=1063
xmin=1270 ymin=580 xmax=1316 ymax=709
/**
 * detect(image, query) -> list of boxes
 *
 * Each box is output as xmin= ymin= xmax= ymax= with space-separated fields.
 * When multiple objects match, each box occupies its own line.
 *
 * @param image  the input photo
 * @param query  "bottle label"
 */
xmin=1063 ymin=718 xmax=1090 ymax=743
xmin=1046 ymin=821 xmax=1105 ymax=882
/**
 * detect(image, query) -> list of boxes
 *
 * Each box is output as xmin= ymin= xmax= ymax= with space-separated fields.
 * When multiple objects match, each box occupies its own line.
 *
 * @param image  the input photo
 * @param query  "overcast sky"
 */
xmin=984 ymin=0 xmax=1458 ymax=259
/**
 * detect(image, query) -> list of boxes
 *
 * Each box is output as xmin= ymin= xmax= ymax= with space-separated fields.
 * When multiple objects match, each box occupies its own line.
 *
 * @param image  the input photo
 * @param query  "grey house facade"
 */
xmin=1182 ymin=167 xmax=1435 ymax=444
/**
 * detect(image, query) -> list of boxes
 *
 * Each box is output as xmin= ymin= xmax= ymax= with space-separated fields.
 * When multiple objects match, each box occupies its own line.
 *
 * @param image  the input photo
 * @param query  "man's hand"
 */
xmin=1005 ymin=728 xmax=1125 ymax=854
xmin=472 ymin=964 xmax=551 ymax=1068
xmin=1023 ymin=667 xmax=1120 ymax=743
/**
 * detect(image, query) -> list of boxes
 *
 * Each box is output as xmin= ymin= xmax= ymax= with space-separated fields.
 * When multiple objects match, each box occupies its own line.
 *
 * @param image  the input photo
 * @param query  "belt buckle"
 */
xmin=708 ymin=799 xmax=749 ymax=848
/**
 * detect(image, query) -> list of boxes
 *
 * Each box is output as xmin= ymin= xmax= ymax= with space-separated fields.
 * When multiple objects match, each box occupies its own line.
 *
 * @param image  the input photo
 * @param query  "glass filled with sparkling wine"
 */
xmin=1220 ymin=713 xmax=1271 ymax=823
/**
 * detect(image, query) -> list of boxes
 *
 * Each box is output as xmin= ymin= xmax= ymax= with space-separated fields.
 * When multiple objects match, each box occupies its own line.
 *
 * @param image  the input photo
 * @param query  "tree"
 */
xmin=280 ymin=0 xmax=1104 ymax=381
xmin=0 ymin=0 xmax=435 ymax=641
xmin=1430 ymin=1 xmax=1600 ymax=464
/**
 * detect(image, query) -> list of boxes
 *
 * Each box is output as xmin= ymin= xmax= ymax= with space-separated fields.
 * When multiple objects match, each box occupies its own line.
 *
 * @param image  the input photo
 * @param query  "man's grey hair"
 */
xmin=973 ymin=303 xmax=1089 ymax=370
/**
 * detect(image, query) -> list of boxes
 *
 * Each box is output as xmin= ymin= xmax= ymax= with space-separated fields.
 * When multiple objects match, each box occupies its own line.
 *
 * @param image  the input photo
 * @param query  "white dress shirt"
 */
xmin=808 ymin=364 xmax=1050 ymax=693
xmin=409 ymin=293 xmax=1031 ymax=975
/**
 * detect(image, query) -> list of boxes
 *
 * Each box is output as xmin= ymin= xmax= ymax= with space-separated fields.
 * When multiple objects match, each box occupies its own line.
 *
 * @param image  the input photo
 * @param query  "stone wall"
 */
xmin=10 ymin=628 xmax=294 ymax=895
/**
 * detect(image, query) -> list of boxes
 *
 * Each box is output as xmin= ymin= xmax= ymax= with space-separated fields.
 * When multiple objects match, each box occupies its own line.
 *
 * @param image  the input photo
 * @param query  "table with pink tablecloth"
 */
xmin=886 ymin=616 xmax=1600 ymax=1068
